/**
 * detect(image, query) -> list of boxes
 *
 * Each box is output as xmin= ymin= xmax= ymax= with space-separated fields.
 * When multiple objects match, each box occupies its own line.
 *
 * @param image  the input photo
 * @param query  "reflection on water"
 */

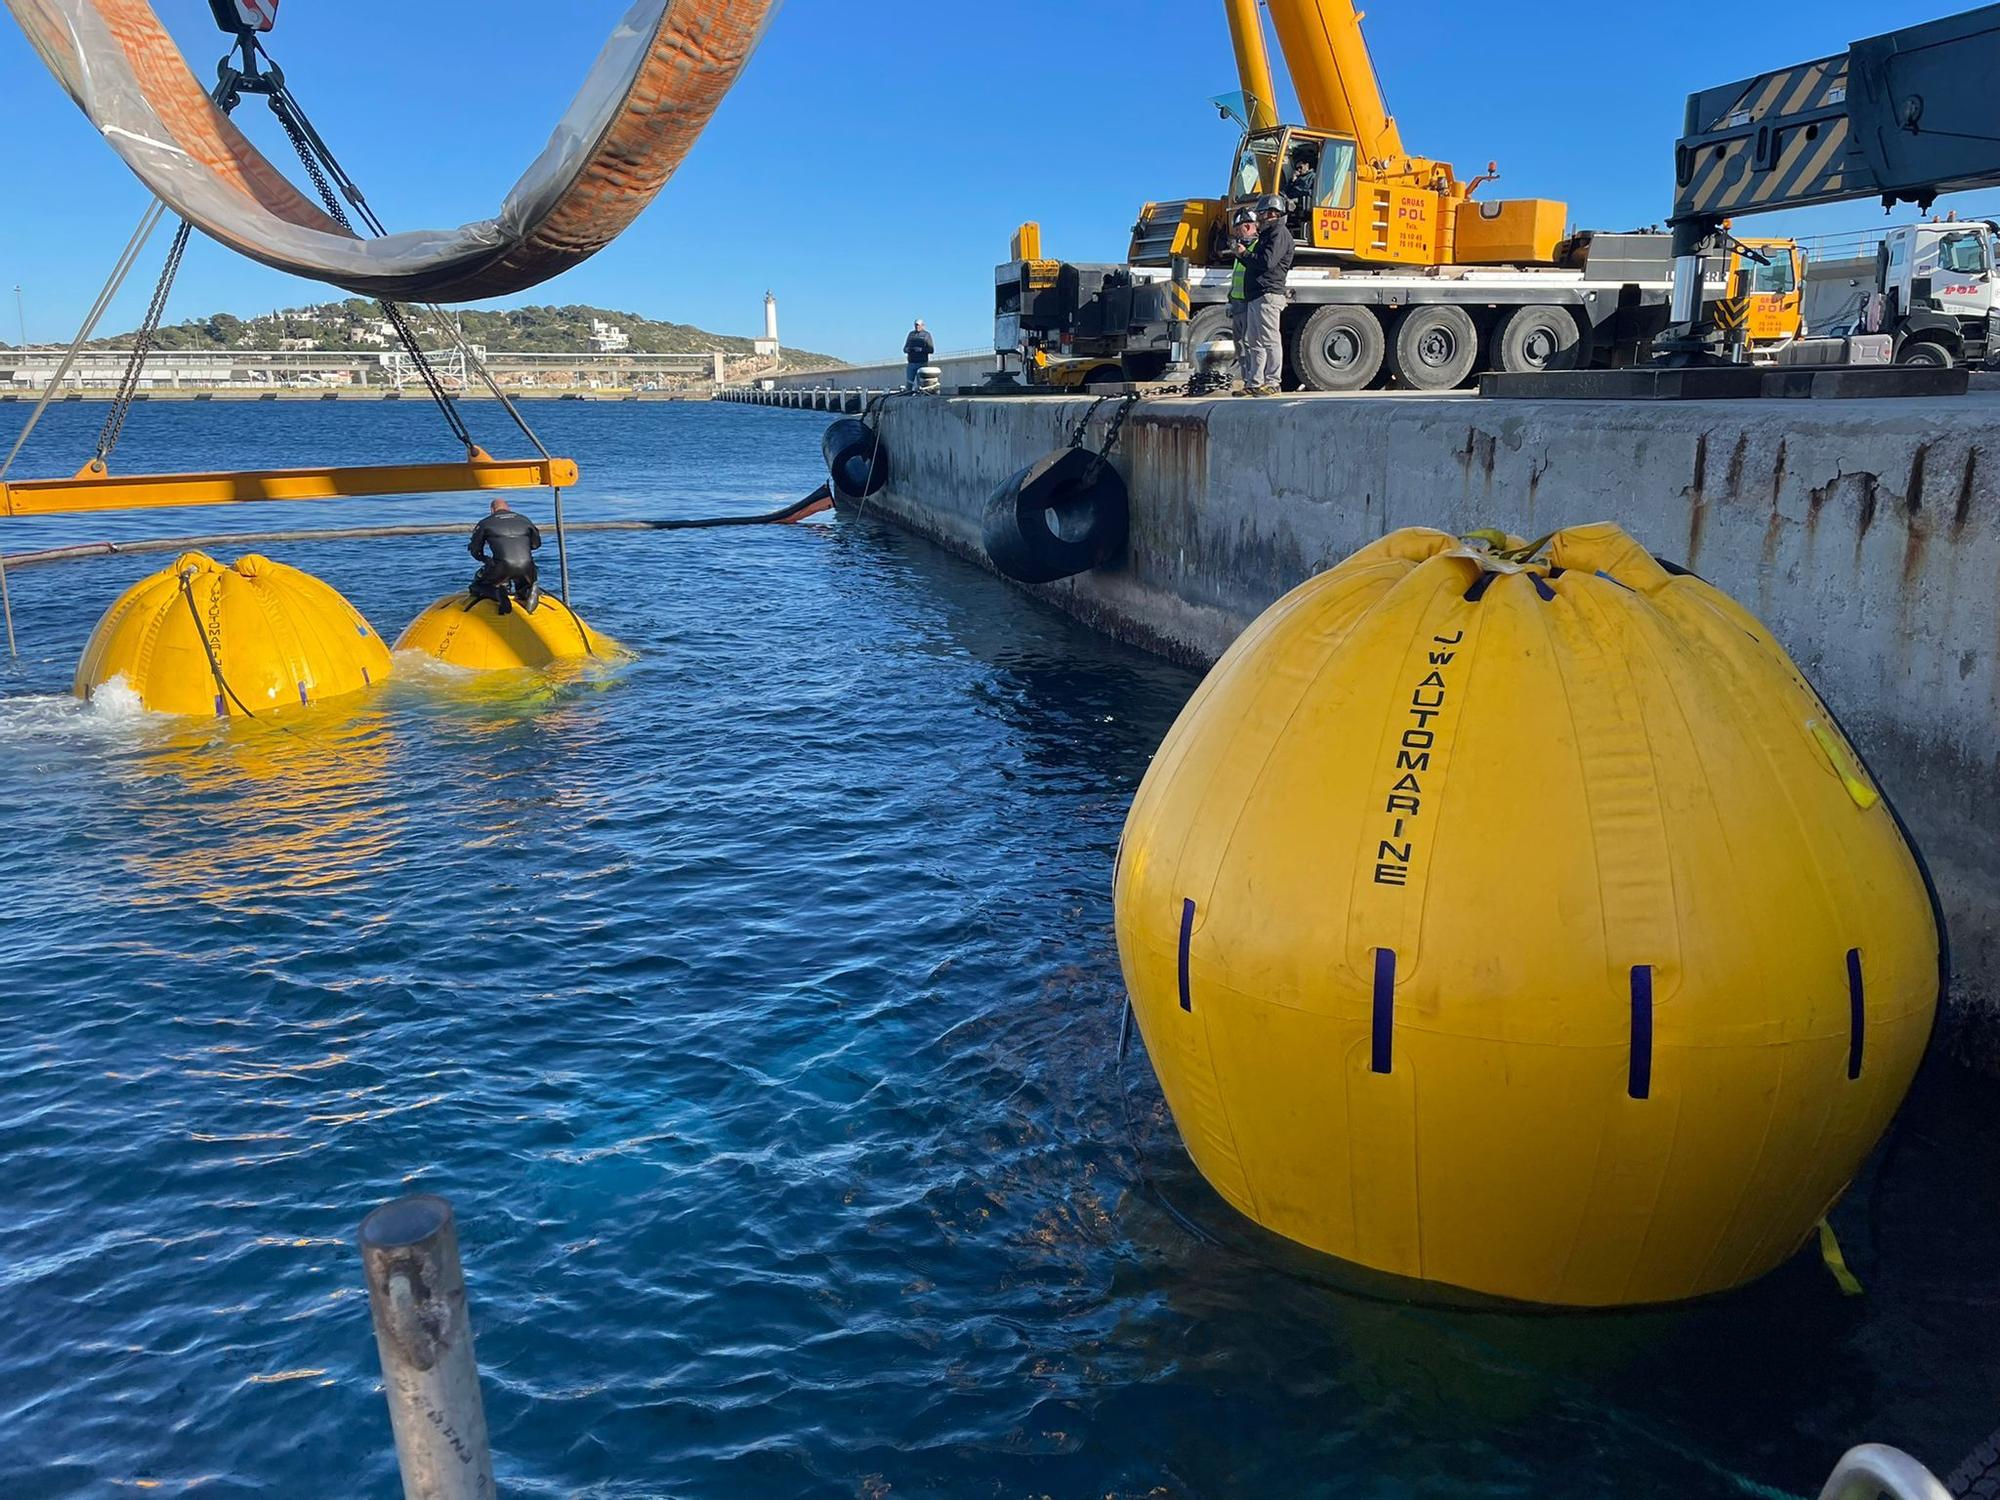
xmin=112 ymin=708 xmax=402 ymax=909
xmin=0 ymin=404 xmax=1995 ymax=1500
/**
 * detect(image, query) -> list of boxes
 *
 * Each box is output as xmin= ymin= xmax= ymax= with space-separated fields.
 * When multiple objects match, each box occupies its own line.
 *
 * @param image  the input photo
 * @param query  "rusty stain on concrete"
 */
xmin=1684 ymin=434 xmax=1711 ymax=565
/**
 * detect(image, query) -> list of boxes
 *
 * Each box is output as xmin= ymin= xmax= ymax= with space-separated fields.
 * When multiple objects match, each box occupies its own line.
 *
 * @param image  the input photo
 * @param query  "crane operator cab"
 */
xmin=1225 ymin=128 xmax=1359 ymax=257
xmin=1138 ymin=123 xmax=1568 ymax=272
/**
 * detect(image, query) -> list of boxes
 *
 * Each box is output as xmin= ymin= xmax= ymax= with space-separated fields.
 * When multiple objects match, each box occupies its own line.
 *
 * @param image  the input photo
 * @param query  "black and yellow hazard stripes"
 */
xmin=1676 ymin=57 xmax=1854 ymax=217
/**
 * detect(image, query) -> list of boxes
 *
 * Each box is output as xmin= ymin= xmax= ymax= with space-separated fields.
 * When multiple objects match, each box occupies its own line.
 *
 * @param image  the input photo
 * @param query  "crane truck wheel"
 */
xmin=1288 ymin=305 xmax=1386 ymax=392
xmin=1898 ymin=339 xmax=1955 ymax=368
xmin=1187 ymin=305 xmax=1237 ymax=369
xmin=1494 ymin=305 xmax=1585 ymax=374
xmin=1389 ymin=305 xmax=1481 ymax=391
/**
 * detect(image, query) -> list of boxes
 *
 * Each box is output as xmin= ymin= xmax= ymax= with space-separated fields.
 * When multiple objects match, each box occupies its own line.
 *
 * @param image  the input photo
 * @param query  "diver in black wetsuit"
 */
xmin=467 ymin=498 xmax=542 ymax=615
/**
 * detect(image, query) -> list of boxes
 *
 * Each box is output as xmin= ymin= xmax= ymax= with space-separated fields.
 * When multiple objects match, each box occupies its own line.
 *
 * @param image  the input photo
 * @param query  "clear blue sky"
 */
xmin=0 ymin=1 xmax=1981 ymax=363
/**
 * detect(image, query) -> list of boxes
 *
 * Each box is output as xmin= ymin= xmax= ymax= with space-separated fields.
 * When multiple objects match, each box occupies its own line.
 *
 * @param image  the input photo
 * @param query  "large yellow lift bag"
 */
xmin=394 ymin=592 xmax=622 ymax=671
xmin=1114 ymin=523 xmax=1941 ymax=1307
xmin=4 ymin=0 xmax=776 ymax=301
xmin=75 ymin=551 xmax=391 ymax=716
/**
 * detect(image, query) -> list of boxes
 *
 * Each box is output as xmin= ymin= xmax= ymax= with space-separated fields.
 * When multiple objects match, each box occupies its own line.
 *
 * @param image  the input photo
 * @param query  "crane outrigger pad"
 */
xmin=0 ymin=451 xmax=578 ymax=516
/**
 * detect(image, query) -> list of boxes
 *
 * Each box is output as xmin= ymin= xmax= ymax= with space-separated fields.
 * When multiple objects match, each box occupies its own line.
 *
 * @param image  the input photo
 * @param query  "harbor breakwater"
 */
xmin=848 ymin=390 xmax=2000 ymax=1066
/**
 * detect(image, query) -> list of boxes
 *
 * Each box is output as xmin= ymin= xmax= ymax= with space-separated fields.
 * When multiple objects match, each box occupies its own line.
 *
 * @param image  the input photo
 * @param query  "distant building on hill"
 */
xmin=589 ymin=318 xmax=630 ymax=353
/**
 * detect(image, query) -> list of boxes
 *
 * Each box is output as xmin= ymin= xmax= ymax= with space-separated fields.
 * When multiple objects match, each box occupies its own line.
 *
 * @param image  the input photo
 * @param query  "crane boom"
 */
xmin=1223 ymin=0 xmax=1280 ymax=134
xmin=1665 ymin=2 xmax=2000 ymax=346
xmin=1263 ymin=0 xmax=1404 ymax=165
xmin=1673 ymin=2 xmax=2000 ymax=224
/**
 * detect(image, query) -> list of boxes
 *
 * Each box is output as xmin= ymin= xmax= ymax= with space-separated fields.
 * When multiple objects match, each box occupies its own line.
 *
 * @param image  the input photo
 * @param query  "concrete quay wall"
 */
xmin=860 ymin=390 xmax=2000 ymax=1063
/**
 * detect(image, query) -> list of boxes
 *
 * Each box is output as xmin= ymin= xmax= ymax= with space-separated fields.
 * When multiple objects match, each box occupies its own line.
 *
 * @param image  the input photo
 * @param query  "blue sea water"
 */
xmin=0 ymin=399 xmax=1996 ymax=1499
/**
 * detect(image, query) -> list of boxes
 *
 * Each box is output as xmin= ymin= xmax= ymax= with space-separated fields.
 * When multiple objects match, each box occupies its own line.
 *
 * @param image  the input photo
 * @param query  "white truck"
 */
xmin=1862 ymin=219 xmax=2000 ymax=367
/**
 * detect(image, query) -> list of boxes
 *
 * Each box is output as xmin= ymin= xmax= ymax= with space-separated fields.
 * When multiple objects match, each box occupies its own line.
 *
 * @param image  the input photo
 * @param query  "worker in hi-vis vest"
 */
xmin=1240 ymin=195 xmax=1295 ymax=397
xmin=1226 ymin=206 xmax=1259 ymax=392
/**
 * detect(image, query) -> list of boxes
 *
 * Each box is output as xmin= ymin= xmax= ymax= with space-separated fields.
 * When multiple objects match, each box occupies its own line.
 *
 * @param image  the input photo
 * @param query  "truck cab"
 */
xmin=1699 ymin=238 xmax=1806 ymax=360
xmin=1865 ymin=220 xmax=2000 ymax=367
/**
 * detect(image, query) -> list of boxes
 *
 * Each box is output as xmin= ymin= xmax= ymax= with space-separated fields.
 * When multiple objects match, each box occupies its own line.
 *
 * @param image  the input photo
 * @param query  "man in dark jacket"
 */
xmin=468 ymin=498 xmax=542 ymax=614
xmin=1241 ymin=195 xmax=1295 ymax=395
xmin=903 ymin=320 xmax=935 ymax=390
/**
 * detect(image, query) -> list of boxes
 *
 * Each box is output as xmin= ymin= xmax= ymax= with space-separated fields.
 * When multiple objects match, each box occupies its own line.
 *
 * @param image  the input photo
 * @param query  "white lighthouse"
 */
xmin=753 ymin=291 xmax=779 ymax=360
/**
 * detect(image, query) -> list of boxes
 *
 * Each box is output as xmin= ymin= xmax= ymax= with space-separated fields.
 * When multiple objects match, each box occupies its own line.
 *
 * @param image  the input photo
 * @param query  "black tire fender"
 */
xmin=822 ymin=417 xmax=889 ymax=499
xmin=981 ymin=448 xmax=1130 ymax=584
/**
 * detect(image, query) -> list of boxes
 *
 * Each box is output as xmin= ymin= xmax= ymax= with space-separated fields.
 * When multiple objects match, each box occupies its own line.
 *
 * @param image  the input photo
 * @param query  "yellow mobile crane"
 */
xmin=1135 ymin=0 xmax=1567 ymax=272
xmin=997 ymin=2 xmax=1794 ymax=389
xmin=997 ymin=2 xmax=1691 ymax=390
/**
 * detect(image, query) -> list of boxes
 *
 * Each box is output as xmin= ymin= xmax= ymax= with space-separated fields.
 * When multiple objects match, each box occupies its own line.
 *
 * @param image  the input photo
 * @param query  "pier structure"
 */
xmin=829 ymin=388 xmax=2000 ymax=1066
xmin=0 ymin=347 xmax=734 ymax=397
xmin=721 ymin=350 xmax=1003 ymax=410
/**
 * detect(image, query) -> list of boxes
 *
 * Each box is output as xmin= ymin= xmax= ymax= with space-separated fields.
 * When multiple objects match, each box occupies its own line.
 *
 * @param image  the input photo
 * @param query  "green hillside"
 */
xmin=87 ymin=299 xmax=838 ymax=369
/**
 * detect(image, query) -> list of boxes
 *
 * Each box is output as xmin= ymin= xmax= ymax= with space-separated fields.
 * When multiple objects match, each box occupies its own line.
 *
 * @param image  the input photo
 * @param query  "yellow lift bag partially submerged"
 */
xmin=1113 ymin=523 xmax=1941 ymax=1308
xmin=395 ymin=593 xmax=623 ymax=672
xmin=76 ymin=551 xmax=390 ymax=716
xmin=5 ymin=0 xmax=778 ymax=302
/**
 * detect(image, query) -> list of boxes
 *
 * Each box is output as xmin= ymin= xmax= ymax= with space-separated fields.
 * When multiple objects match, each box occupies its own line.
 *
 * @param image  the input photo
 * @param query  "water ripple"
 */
xmin=0 ymin=403 xmax=1995 ymax=1499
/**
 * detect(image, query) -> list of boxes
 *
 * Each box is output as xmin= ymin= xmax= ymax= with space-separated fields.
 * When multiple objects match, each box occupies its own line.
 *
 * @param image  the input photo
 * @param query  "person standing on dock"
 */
xmin=1240 ymin=195 xmax=1294 ymax=397
xmin=903 ymin=319 xmax=935 ymax=391
xmin=1227 ymin=206 xmax=1259 ymax=392
xmin=468 ymin=498 xmax=543 ymax=615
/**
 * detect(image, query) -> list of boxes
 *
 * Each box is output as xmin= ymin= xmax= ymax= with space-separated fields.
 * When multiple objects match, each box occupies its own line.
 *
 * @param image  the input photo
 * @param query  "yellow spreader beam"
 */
xmin=0 ymin=448 xmax=579 ymax=517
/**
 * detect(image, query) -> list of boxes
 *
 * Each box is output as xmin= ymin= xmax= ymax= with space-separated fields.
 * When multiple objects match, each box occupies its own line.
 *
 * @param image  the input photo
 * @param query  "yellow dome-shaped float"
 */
xmin=1114 ymin=523 xmax=1941 ymax=1308
xmin=75 ymin=552 xmax=391 ymax=718
xmin=393 ymin=593 xmax=622 ymax=670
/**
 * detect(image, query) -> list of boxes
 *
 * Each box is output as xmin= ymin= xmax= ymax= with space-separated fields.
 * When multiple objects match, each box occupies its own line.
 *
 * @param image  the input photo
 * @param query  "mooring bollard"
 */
xmin=358 ymin=1194 xmax=497 ymax=1500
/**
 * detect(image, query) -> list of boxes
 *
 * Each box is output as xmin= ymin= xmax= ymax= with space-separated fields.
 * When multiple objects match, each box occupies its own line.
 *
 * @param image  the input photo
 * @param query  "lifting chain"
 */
xmin=1063 ymin=395 xmax=1116 ymax=450
xmin=250 ymin=37 xmax=574 ymax=601
xmin=83 ymin=66 xmax=257 ymax=471
xmin=266 ymin=94 xmax=474 ymax=453
xmin=1071 ymin=393 xmax=1139 ymax=487
xmin=91 ymin=219 xmax=194 ymax=469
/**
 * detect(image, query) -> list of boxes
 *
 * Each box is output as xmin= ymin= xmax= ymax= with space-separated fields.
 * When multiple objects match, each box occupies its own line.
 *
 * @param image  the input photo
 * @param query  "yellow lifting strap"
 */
xmin=1817 ymin=1218 xmax=1865 ymax=1297
xmin=0 ymin=448 xmax=578 ymax=517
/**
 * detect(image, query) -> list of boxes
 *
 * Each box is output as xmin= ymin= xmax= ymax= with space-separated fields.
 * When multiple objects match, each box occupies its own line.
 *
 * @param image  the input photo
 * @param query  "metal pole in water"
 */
xmin=552 ymin=487 xmax=572 ymax=604
xmin=358 ymin=1195 xmax=497 ymax=1500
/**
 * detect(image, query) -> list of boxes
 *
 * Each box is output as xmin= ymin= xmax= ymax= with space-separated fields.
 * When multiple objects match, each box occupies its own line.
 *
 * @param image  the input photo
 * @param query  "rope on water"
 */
xmin=1 ymin=494 xmax=838 ymax=572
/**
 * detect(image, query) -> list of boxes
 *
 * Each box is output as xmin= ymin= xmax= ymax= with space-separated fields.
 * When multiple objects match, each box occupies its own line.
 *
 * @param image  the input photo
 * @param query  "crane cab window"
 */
xmin=1312 ymin=139 xmax=1357 ymax=212
xmin=1746 ymin=252 xmax=1797 ymax=295
xmin=1232 ymin=133 xmax=1282 ymax=200
xmin=1938 ymin=230 xmax=1990 ymax=277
